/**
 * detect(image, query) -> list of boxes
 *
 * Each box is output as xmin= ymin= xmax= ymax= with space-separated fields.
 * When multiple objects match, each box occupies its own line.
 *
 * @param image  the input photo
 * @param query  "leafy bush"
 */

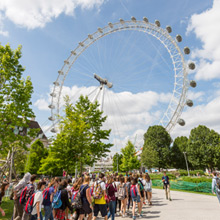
xmin=178 ymin=169 xmax=205 ymax=176
xmin=149 ymin=173 xmax=176 ymax=180
xmin=179 ymin=176 xmax=212 ymax=183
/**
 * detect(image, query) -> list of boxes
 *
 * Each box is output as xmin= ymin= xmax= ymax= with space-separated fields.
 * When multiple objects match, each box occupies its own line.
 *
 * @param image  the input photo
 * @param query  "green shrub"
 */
xmin=179 ymin=176 xmax=212 ymax=183
xmin=149 ymin=173 xmax=176 ymax=180
xmin=178 ymin=169 xmax=205 ymax=176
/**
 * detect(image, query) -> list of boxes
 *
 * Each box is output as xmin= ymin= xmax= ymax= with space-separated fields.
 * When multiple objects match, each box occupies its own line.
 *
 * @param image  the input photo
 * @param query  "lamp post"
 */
xmin=183 ymin=152 xmax=190 ymax=176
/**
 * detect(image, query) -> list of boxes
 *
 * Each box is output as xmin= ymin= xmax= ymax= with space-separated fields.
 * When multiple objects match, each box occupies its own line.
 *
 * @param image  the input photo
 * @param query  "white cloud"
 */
xmin=34 ymin=98 xmax=50 ymax=111
xmin=0 ymin=0 xmax=105 ymax=34
xmin=187 ymin=0 xmax=220 ymax=80
xmin=171 ymin=91 xmax=220 ymax=138
xmin=36 ymin=85 xmax=173 ymax=150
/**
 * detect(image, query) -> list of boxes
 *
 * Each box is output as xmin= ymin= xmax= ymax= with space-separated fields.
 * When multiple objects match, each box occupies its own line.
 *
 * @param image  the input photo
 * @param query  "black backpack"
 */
xmin=216 ymin=178 xmax=220 ymax=189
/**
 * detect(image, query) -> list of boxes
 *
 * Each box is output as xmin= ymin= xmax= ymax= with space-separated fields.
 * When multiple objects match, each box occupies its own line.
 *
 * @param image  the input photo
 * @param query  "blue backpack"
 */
xmin=52 ymin=190 xmax=62 ymax=209
xmin=130 ymin=185 xmax=137 ymax=198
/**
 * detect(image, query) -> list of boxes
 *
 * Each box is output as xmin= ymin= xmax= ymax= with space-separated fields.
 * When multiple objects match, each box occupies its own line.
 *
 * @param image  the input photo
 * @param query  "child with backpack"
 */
xmin=212 ymin=171 xmax=220 ymax=203
xmin=106 ymin=176 xmax=117 ymax=220
xmin=43 ymin=179 xmax=55 ymax=220
xmin=92 ymin=173 xmax=107 ymax=220
xmin=130 ymin=178 xmax=142 ymax=220
xmin=13 ymin=172 xmax=31 ymax=220
xmin=71 ymin=177 xmax=83 ymax=220
xmin=21 ymin=174 xmax=37 ymax=220
xmin=30 ymin=180 xmax=46 ymax=220
xmin=117 ymin=176 xmax=128 ymax=217
xmin=79 ymin=175 xmax=93 ymax=220
xmin=125 ymin=176 xmax=132 ymax=213
xmin=54 ymin=180 xmax=73 ymax=220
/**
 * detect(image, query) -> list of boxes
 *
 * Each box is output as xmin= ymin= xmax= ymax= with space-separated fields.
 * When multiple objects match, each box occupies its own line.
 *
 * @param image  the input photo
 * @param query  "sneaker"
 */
xmin=139 ymin=214 xmax=143 ymax=218
xmin=132 ymin=216 xmax=136 ymax=220
xmin=119 ymin=211 xmax=122 ymax=216
xmin=143 ymin=202 xmax=146 ymax=205
xmin=169 ymin=198 xmax=172 ymax=201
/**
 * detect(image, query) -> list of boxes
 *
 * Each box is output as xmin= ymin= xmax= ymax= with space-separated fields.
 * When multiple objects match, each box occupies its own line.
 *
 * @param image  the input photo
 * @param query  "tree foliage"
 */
xmin=0 ymin=44 xmax=35 ymax=152
xmin=170 ymin=136 xmax=191 ymax=169
xmin=120 ymin=140 xmax=140 ymax=171
xmin=187 ymin=125 xmax=220 ymax=170
xmin=25 ymin=139 xmax=48 ymax=174
xmin=112 ymin=153 xmax=123 ymax=172
xmin=141 ymin=144 xmax=159 ymax=169
xmin=40 ymin=95 xmax=112 ymax=175
xmin=142 ymin=125 xmax=171 ymax=170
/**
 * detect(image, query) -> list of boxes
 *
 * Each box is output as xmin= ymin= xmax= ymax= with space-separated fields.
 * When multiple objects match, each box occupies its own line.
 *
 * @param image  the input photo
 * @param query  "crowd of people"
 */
xmin=1 ymin=170 xmax=220 ymax=220
xmin=0 ymin=171 xmax=155 ymax=220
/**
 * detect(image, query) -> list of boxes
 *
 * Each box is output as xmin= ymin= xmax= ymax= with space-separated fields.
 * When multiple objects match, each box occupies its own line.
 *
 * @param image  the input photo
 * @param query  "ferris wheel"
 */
xmin=48 ymin=17 xmax=196 ymax=135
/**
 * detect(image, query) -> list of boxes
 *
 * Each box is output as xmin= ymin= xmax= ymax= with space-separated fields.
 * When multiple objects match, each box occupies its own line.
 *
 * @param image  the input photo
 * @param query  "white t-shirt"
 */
xmin=114 ymin=181 xmax=120 ymax=197
xmin=142 ymin=179 xmax=146 ymax=186
xmin=31 ymin=191 xmax=43 ymax=215
xmin=94 ymin=180 xmax=106 ymax=190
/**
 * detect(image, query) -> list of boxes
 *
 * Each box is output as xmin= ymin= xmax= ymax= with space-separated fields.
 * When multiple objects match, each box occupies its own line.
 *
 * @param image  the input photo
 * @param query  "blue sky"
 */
xmin=0 ymin=0 xmax=219 ymax=153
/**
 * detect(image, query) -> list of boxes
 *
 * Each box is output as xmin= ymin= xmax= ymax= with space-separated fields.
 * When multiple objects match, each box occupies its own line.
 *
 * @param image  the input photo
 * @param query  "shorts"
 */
xmin=80 ymin=202 xmax=92 ymax=215
xmin=146 ymin=188 xmax=152 ymax=192
xmin=132 ymin=195 xmax=141 ymax=203
xmin=94 ymin=204 xmax=107 ymax=217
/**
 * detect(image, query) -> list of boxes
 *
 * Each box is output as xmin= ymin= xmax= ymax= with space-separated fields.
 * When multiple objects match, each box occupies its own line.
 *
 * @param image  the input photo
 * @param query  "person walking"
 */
xmin=106 ymin=177 xmax=117 ymax=220
xmin=125 ymin=176 xmax=132 ymax=213
xmin=0 ymin=181 xmax=9 ymax=217
xmin=43 ymin=179 xmax=55 ymax=220
xmin=92 ymin=173 xmax=108 ymax=220
xmin=79 ymin=176 xmax=93 ymax=220
xmin=22 ymin=174 xmax=37 ymax=220
xmin=143 ymin=173 xmax=152 ymax=205
xmin=31 ymin=180 xmax=47 ymax=220
xmin=130 ymin=178 xmax=142 ymax=220
xmin=118 ymin=176 xmax=128 ymax=217
xmin=13 ymin=172 xmax=31 ymax=220
xmin=162 ymin=172 xmax=172 ymax=201
xmin=71 ymin=177 xmax=83 ymax=220
xmin=113 ymin=177 xmax=120 ymax=216
xmin=55 ymin=180 xmax=73 ymax=220
xmin=212 ymin=171 xmax=220 ymax=203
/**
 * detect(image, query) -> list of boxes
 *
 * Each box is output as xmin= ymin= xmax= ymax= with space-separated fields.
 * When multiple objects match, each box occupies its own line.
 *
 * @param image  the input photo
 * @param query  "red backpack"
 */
xmin=130 ymin=185 xmax=137 ymax=198
xmin=25 ymin=193 xmax=36 ymax=214
xmin=19 ymin=186 xmax=28 ymax=205
xmin=42 ymin=188 xmax=50 ymax=206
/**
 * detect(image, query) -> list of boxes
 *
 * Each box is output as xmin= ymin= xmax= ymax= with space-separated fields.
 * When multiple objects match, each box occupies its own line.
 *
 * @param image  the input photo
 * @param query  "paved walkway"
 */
xmin=111 ymin=189 xmax=220 ymax=220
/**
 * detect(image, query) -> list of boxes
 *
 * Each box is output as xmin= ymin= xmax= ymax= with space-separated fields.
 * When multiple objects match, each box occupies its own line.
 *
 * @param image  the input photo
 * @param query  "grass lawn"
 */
xmin=1 ymin=198 xmax=14 ymax=220
xmin=152 ymin=186 xmax=215 ymax=196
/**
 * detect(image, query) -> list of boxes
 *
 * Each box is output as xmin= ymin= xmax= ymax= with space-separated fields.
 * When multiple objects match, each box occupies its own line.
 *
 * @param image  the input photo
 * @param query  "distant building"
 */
xmin=13 ymin=118 xmax=48 ymax=147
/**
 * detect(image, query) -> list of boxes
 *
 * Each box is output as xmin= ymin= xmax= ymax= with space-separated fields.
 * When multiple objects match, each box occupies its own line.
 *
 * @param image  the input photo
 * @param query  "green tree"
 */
xmin=141 ymin=144 xmax=159 ymax=169
xmin=13 ymin=143 xmax=28 ymax=175
xmin=142 ymin=125 xmax=172 ymax=170
xmin=0 ymin=44 xmax=36 ymax=153
xmin=170 ymin=136 xmax=190 ymax=169
xmin=25 ymin=139 xmax=48 ymax=174
xmin=120 ymin=140 xmax=141 ymax=172
xmin=112 ymin=153 xmax=123 ymax=172
xmin=40 ymin=95 xmax=112 ymax=175
xmin=187 ymin=125 xmax=220 ymax=170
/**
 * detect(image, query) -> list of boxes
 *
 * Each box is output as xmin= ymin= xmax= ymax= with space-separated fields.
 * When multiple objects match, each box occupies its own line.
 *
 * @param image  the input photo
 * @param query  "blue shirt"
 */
xmin=43 ymin=187 xmax=54 ymax=206
xmin=162 ymin=176 xmax=169 ymax=185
